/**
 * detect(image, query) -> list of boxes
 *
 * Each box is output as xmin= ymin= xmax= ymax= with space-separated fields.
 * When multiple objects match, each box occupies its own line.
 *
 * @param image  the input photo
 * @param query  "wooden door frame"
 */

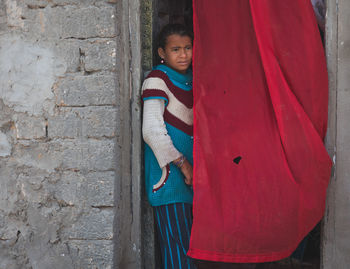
xmin=115 ymin=0 xmax=145 ymax=268
xmin=115 ymin=0 xmax=343 ymax=268
xmin=322 ymin=0 xmax=350 ymax=268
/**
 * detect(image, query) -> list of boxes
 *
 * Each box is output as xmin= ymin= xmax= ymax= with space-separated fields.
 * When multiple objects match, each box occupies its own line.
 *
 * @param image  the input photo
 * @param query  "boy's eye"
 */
xmin=172 ymin=48 xmax=179 ymax=52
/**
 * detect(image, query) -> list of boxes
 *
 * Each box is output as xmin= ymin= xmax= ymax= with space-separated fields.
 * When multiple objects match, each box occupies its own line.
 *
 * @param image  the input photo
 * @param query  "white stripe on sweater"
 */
xmin=142 ymin=77 xmax=193 ymax=126
xmin=142 ymin=99 xmax=182 ymax=168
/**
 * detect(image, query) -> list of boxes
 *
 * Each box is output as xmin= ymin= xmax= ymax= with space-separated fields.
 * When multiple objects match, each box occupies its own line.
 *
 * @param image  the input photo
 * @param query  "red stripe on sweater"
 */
xmin=141 ymin=89 xmax=169 ymax=103
xmin=147 ymin=70 xmax=193 ymax=109
xmin=164 ymin=109 xmax=193 ymax=136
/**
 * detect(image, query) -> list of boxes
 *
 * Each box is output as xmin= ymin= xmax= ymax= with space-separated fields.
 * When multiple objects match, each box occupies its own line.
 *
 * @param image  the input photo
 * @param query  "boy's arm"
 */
xmin=142 ymin=98 xmax=182 ymax=168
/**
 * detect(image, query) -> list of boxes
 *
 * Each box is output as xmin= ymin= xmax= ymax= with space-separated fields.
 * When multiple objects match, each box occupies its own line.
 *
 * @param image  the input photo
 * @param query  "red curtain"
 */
xmin=189 ymin=0 xmax=332 ymax=263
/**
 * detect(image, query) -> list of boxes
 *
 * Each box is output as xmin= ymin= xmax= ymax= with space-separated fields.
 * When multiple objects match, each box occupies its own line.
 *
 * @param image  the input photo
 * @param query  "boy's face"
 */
xmin=158 ymin=34 xmax=193 ymax=74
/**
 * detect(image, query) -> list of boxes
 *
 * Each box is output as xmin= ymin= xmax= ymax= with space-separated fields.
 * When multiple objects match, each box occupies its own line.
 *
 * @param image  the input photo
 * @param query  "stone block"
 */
xmin=81 ymin=40 xmax=117 ymax=72
xmin=24 ymin=0 xmax=117 ymax=8
xmin=13 ymin=138 xmax=116 ymax=173
xmin=27 ymin=6 xmax=116 ymax=39
xmin=60 ymin=7 xmax=116 ymax=39
xmin=24 ymin=212 xmax=75 ymax=269
xmin=0 ymin=101 xmax=13 ymax=129
xmin=48 ymin=108 xmax=83 ymax=139
xmin=16 ymin=173 xmax=48 ymax=205
xmin=13 ymin=141 xmax=62 ymax=172
xmin=68 ymin=240 xmax=113 ymax=269
xmin=46 ymin=0 xmax=114 ymax=7
xmin=62 ymin=139 xmax=116 ymax=171
xmin=15 ymin=115 xmax=46 ymax=139
xmin=51 ymin=171 xmax=114 ymax=207
xmin=0 ymin=131 xmax=11 ymax=157
xmin=53 ymin=40 xmax=81 ymax=73
xmin=48 ymin=106 xmax=117 ymax=138
xmin=0 ymin=164 xmax=21 ymax=216
xmin=18 ymin=6 xmax=116 ymax=43
xmin=55 ymin=75 xmax=117 ymax=106
xmin=63 ymin=208 xmax=113 ymax=240
xmin=81 ymin=106 xmax=117 ymax=138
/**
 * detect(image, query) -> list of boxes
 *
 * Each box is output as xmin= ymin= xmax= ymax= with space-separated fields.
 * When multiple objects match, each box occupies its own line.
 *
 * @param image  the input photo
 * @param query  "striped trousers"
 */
xmin=154 ymin=203 xmax=197 ymax=269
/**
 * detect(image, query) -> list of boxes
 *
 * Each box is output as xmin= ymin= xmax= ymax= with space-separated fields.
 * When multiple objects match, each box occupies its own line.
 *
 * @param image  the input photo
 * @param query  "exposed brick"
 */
xmin=48 ymin=106 xmax=117 ymax=138
xmin=63 ymin=208 xmax=113 ymax=240
xmin=55 ymin=75 xmax=117 ymax=106
xmin=53 ymin=40 xmax=81 ymax=73
xmin=60 ymin=7 xmax=116 ymax=39
xmin=51 ymin=171 xmax=114 ymax=207
xmin=22 ymin=6 xmax=116 ymax=39
xmin=12 ymin=141 xmax=62 ymax=172
xmin=0 ymin=131 xmax=11 ymax=157
xmin=48 ymin=108 xmax=82 ymax=138
xmin=81 ymin=107 xmax=117 ymax=138
xmin=62 ymin=139 xmax=116 ymax=171
xmin=81 ymin=40 xmax=117 ymax=72
xmin=15 ymin=115 xmax=46 ymax=140
xmin=68 ymin=240 xmax=113 ymax=269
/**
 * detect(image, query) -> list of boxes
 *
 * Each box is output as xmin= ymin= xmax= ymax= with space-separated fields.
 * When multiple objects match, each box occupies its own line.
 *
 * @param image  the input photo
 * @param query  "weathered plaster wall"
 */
xmin=0 ymin=0 xmax=119 ymax=268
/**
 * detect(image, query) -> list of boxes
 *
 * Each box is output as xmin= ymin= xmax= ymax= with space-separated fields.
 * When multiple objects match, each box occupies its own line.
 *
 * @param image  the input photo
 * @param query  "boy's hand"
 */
xmin=180 ymin=159 xmax=193 ymax=185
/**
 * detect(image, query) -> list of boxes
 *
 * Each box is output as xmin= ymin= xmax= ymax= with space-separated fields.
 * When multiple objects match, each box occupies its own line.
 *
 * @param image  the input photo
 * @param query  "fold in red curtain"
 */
xmin=189 ymin=0 xmax=332 ymax=263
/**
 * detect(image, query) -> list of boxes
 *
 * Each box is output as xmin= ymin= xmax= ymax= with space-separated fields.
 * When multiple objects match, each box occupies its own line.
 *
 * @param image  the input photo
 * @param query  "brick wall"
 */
xmin=0 ymin=1 xmax=119 ymax=268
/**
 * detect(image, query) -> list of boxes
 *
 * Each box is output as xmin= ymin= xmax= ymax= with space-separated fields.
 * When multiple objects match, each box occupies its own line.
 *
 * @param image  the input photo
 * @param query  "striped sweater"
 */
xmin=141 ymin=64 xmax=193 ymax=206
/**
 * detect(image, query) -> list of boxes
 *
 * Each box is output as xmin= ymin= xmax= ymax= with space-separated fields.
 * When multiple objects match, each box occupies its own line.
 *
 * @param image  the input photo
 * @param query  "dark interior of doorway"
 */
xmin=151 ymin=1 xmax=322 ymax=268
xmin=152 ymin=0 xmax=193 ymax=65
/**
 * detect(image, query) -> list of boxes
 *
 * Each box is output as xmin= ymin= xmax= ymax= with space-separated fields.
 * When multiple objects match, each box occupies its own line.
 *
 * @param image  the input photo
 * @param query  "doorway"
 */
xmin=141 ymin=1 xmax=193 ymax=268
xmin=142 ymin=1 xmax=326 ymax=268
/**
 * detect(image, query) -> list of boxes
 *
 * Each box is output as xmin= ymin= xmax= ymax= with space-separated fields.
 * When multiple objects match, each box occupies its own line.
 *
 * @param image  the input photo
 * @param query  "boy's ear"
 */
xmin=158 ymin=47 xmax=165 ymax=60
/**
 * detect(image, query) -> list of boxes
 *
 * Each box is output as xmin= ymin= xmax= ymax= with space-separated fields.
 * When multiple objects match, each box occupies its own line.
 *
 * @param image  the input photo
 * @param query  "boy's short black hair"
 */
xmin=158 ymin=24 xmax=193 ymax=49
